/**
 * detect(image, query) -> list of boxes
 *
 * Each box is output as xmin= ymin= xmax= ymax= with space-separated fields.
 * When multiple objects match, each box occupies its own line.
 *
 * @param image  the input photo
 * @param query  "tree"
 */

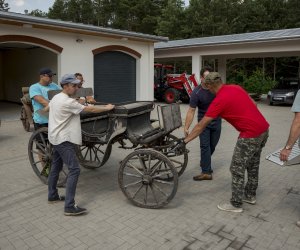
xmin=28 ymin=9 xmax=48 ymax=17
xmin=0 ymin=0 xmax=9 ymax=11
xmin=156 ymin=0 xmax=186 ymax=39
xmin=48 ymin=0 xmax=67 ymax=20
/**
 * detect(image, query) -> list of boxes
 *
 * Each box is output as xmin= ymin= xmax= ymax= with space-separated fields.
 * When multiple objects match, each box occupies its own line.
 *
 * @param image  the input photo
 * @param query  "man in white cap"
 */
xmin=47 ymin=74 xmax=114 ymax=216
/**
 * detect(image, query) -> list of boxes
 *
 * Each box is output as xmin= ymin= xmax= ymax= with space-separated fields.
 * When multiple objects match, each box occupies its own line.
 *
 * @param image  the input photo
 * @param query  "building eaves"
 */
xmin=155 ymin=28 xmax=300 ymax=50
xmin=0 ymin=11 xmax=168 ymax=43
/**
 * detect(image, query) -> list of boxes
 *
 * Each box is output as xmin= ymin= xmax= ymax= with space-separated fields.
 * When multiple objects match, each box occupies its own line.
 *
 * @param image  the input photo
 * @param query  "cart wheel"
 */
xmin=76 ymin=142 xmax=112 ymax=169
xmin=28 ymin=127 xmax=68 ymax=186
xmin=20 ymin=106 xmax=30 ymax=132
xmin=158 ymin=134 xmax=188 ymax=178
xmin=118 ymin=149 xmax=178 ymax=209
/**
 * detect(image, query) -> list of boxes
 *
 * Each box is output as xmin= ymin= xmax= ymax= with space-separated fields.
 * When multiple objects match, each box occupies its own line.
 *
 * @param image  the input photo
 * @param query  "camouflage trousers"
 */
xmin=230 ymin=130 xmax=269 ymax=207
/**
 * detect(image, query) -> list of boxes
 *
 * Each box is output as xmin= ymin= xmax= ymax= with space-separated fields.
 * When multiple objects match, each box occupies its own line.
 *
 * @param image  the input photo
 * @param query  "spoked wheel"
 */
xmin=28 ymin=127 xmax=68 ymax=186
xmin=20 ymin=106 xmax=30 ymax=132
xmin=118 ymin=149 xmax=178 ymax=209
xmin=157 ymin=134 xmax=188 ymax=178
xmin=76 ymin=142 xmax=112 ymax=169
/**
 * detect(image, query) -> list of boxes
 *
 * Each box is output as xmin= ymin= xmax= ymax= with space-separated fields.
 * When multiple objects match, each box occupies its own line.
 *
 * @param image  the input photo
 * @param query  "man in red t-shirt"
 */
xmin=182 ymin=72 xmax=269 ymax=213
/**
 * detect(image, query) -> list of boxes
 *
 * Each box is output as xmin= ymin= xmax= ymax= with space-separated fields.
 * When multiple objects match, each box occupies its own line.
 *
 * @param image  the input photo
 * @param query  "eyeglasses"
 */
xmin=44 ymin=74 xmax=53 ymax=78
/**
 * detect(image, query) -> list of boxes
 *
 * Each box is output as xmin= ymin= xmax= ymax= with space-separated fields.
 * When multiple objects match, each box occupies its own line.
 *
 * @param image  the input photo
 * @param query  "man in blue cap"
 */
xmin=47 ymin=74 xmax=114 ymax=216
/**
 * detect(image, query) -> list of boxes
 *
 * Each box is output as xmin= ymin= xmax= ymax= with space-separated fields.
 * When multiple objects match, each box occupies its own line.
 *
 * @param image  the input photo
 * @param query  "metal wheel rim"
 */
xmin=28 ymin=127 xmax=68 ymax=185
xmin=118 ymin=149 xmax=178 ymax=209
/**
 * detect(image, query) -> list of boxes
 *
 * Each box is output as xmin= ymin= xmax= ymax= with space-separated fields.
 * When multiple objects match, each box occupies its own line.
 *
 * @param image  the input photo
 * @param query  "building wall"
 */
xmin=0 ymin=24 xmax=154 ymax=101
xmin=2 ymin=48 xmax=57 ymax=102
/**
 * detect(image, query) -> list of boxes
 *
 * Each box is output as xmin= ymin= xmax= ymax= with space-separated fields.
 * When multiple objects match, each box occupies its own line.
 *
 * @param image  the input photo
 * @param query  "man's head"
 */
xmin=75 ymin=73 xmax=84 ymax=88
xmin=204 ymin=72 xmax=223 ymax=94
xmin=60 ymin=74 xmax=81 ymax=96
xmin=39 ymin=68 xmax=56 ymax=85
xmin=200 ymin=66 xmax=213 ymax=79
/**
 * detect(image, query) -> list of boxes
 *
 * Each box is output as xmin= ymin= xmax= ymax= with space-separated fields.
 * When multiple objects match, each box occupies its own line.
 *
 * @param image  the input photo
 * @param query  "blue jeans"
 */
xmin=199 ymin=119 xmax=221 ymax=174
xmin=48 ymin=142 xmax=81 ymax=209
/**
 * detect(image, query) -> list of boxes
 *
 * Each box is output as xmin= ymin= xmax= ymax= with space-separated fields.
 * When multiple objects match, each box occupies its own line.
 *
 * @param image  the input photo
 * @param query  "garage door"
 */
xmin=94 ymin=51 xmax=136 ymax=103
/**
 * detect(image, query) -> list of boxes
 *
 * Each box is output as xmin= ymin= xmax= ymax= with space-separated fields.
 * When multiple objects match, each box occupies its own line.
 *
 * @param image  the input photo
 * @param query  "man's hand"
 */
xmin=86 ymin=96 xmax=96 ymax=104
xmin=105 ymin=104 xmax=115 ymax=111
xmin=78 ymin=98 xmax=86 ymax=105
xmin=280 ymin=148 xmax=292 ymax=162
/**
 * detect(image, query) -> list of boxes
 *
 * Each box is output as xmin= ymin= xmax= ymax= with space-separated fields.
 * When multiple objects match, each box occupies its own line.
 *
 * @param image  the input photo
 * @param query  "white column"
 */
xmin=218 ymin=57 xmax=227 ymax=82
xmin=192 ymin=55 xmax=202 ymax=82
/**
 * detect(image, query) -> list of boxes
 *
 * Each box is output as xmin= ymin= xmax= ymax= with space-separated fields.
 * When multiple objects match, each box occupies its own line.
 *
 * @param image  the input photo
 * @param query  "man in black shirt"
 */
xmin=184 ymin=66 xmax=221 ymax=180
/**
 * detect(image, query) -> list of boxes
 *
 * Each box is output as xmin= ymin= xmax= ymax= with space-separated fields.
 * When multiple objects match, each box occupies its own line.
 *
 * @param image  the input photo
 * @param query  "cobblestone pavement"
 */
xmin=0 ymin=100 xmax=300 ymax=250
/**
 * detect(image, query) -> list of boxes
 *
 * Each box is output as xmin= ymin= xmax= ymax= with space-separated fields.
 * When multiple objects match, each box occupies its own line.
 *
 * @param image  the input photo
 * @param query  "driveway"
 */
xmin=0 ymin=99 xmax=300 ymax=249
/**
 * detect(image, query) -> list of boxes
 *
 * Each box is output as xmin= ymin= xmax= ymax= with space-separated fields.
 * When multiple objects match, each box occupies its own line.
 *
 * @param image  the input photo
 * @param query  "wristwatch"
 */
xmin=285 ymin=145 xmax=293 ymax=150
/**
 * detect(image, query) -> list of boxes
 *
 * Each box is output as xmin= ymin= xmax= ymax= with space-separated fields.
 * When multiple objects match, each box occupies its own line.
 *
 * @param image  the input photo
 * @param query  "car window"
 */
xmin=275 ymin=80 xmax=299 ymax=89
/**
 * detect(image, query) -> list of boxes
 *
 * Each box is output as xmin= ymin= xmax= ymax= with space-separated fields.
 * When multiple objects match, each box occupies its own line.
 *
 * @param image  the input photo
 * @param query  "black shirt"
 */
xmin=189 ymin=85 xmax=221 ymax=124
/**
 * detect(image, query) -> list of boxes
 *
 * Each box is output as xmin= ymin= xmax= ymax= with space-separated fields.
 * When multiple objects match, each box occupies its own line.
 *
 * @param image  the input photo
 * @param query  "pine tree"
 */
xmin=0 ymin=0 xmax=9 ymax=11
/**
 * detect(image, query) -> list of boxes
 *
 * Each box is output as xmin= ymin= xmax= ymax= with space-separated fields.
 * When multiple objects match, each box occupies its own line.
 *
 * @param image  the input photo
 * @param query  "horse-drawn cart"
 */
xmin=28 ymin=89 xmax=188 ymax=208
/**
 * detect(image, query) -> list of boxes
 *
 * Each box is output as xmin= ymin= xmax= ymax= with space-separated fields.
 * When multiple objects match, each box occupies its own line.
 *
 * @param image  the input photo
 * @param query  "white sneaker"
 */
xmin=243 ymin=196 xmax=256 ymax=205
xmin=217 ymin=203 xmax=243 ymax=213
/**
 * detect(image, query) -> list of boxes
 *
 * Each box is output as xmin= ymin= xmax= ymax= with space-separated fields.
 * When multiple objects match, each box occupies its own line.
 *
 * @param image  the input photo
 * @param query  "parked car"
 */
xmin=267 ymin=78 xmax=300 ymax=105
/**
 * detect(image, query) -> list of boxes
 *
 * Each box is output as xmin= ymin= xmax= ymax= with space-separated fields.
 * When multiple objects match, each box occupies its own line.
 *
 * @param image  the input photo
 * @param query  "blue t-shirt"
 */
xmin=29 ymin=82 xmax=61 ymax=124
xmin=189 ymin=85 xmax=221 ymax=125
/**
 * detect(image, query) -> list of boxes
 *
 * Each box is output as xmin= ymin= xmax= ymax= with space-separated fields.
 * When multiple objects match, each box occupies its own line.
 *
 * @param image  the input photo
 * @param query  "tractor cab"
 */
xmin=154 ymin=64 xmax=174 ymax=88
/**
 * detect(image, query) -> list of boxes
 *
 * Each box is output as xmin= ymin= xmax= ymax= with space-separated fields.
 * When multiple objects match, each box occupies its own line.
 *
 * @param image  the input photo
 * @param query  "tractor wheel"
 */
xmin=164 ymin=88 xmax=179 ymax=104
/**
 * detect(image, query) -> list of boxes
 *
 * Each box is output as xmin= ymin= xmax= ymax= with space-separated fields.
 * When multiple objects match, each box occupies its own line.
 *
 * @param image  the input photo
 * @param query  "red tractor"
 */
xmin=154 ymin=64 xmax=199 ymax=104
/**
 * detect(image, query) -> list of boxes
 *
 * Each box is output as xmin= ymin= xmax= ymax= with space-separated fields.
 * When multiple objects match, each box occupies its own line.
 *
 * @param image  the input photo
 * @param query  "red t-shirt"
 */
xmin=205 ymin=84 xmax=269 ymax=138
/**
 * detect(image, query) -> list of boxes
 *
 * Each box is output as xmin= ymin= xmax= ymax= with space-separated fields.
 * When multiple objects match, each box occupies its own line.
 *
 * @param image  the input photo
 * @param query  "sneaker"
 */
xmin=193 ymin=173 xmax=212 ymax=181
xmin=48 ymin=195 xmax=65 ymax=204
xmin=217 ymin=203 xmax=243 ymax=213
xmin=64 ymin=205 xmax=87 ymax=216
xmin=243 ymin=196 xmax=256 ymax=205
xmin=296 ymin=220 xmax=300 ymax=228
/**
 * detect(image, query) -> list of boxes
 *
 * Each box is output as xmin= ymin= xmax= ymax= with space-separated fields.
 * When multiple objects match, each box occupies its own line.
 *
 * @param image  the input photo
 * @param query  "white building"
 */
xmin=155 ymin=28 xmax=300 ymax=81
xmin=0 ymin=11 xmax=167 ymax=103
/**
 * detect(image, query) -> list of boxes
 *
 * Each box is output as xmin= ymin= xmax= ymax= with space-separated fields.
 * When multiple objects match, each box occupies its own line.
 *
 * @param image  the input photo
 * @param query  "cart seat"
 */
xmin=113 ymin=102 xmax=154 ymax=116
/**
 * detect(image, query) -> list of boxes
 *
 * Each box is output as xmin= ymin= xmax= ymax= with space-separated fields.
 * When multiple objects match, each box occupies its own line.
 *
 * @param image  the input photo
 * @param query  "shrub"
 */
xmin=228 ymin=68 xmax=276 ymax=95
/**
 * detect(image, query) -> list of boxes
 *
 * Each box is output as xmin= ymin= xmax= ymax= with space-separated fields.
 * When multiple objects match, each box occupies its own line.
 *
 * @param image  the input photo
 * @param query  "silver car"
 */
xmin=267 ymin=78 xmax=299 ymax=105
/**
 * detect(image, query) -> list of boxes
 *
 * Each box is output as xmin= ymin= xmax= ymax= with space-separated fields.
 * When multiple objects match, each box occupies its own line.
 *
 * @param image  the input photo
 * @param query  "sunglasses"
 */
xmin=44 ymin=74 xmax=53 ymax=77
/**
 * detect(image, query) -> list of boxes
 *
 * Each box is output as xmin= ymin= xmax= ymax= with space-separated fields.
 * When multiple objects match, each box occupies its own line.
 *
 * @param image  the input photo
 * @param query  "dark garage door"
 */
xmin=94 ymin=51 xmax=136 ymax=103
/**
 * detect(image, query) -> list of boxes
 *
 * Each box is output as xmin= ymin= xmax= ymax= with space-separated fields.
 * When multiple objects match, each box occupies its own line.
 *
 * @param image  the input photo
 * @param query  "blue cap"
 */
xmin=60 ymin=74 xmax=81 ymax=85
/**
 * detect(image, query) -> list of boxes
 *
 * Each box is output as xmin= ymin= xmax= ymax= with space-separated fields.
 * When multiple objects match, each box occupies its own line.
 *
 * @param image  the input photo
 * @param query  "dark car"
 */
xmin=267 ymin=78 xmax=300 ymax=105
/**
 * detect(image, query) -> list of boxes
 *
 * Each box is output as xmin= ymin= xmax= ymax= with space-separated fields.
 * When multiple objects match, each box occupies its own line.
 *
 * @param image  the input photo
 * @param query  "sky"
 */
xmin=7 ymin=0 xmax=189 ymax=14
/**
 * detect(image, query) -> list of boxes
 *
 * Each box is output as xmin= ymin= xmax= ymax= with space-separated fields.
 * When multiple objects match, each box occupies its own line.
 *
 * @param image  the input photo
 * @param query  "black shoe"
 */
xmin=48 ymin=195 xmax=65 ymax=204
xmin=64 ymin=205 xmax=87 ymax=216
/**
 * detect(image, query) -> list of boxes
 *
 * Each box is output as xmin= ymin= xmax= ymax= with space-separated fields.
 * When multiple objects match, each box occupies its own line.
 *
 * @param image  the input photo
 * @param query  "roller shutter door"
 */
xmin=94 ymin=51 xmax=136 ymax=103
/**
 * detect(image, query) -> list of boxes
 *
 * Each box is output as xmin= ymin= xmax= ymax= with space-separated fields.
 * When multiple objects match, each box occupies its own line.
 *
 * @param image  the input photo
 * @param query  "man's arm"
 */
xmin=34 ymin=95 xmax=49 ymax=107
xmin=184 ymin=116 xmax=213 ymax=143
xmin=280 ymin=112 xmax=300 ymax=161
xmin=83 ymin=104 xmax=114 ymax=113
xmin=184 ymin=107 xmax=196 ymax=137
